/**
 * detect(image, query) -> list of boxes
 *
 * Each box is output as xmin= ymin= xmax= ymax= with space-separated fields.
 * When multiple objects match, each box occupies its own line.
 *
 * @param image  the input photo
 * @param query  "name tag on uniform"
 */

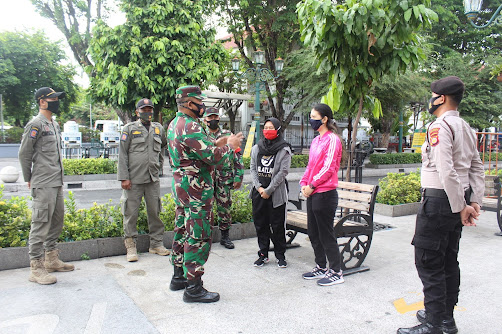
xmin=42 ymin=131 xmax=55 ymax=136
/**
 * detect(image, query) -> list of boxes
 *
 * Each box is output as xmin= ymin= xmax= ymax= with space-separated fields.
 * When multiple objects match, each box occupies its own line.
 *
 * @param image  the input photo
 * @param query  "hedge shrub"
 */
xmin=0 ymin=187 xmax=253 ymax=247
xmin=0 ymin=186 xmax=31 ymax=248
xmin=63 ymin=158 xmax=117 ymax=175
xmin=376 ymin=171 xmax=421 ymax=205
xmin=369 ymin=153 xmax=421 ymax=165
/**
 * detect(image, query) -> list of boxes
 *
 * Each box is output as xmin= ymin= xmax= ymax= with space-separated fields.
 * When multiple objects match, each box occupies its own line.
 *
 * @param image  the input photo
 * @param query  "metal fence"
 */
xmin=477 ymin=132 xmax=501 ymax=175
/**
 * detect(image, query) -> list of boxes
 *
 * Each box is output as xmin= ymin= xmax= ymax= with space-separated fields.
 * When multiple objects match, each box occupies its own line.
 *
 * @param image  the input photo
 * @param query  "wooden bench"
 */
xmin=287 ymin=181 xmax=379 ymax=275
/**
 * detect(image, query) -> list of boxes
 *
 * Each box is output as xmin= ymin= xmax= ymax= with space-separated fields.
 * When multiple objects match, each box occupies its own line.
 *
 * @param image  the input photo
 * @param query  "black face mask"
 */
xmin=428 ymin=96 xmax=443 ymax=115
xmin=46 ymin=100 xmax=60 ymax=114
xmin=187 ymin=102 xmax=206 ymax=118
xmin=207 ymin=119 xmax=219 ymax=130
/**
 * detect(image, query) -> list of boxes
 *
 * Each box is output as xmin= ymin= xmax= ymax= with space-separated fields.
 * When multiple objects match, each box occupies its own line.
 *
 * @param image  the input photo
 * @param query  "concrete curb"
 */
xmin=0 ymin=222 xmax=256 ymax=271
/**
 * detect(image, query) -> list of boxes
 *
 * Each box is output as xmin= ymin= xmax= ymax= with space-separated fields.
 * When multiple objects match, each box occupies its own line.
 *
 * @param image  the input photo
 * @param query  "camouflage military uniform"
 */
xmin=208 ymin=128 xmax=244 ymax=230
xmin=118 ymin=119 xmax=167 ymax=247
xmin=167 ymin=111 xmax=234 ymax=280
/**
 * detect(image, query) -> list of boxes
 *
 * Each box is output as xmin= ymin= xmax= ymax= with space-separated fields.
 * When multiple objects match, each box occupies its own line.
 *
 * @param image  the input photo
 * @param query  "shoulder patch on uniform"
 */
xmin=429 ymin=127 xmax=440 ymax=147
xmin=121 ymin=132 xmax=128 ymax=141
xmin=29 ymin=127 xmax=39 ymax=139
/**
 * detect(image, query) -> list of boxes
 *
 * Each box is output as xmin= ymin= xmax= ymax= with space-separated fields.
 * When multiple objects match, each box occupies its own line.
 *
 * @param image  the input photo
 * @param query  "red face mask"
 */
xmin=263 ymin=129 xmax=278 ymax=140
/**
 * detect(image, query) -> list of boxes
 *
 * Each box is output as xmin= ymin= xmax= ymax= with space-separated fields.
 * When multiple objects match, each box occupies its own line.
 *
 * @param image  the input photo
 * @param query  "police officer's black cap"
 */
xmin=431 ymin=76 xmax=465 ymax=96
xmin=34 ymin=87 xmax=66 ymax=101
xmin=136 ymin=98 xmax=154 ymax=109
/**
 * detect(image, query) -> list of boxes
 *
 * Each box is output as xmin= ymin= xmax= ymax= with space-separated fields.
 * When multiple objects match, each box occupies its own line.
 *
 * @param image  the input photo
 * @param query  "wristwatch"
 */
xmin=309 ymin=183 xmax=315 ymax=190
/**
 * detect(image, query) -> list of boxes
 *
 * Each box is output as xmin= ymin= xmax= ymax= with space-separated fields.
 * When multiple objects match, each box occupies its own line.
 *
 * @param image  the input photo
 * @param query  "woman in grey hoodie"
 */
xmin=249 ymin=117 xmax=292 ymax=268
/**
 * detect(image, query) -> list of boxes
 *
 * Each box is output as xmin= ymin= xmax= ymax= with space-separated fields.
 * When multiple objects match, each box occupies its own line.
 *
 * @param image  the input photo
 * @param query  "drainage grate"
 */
xmin=67 ymin=183 xmax=83 ymax=189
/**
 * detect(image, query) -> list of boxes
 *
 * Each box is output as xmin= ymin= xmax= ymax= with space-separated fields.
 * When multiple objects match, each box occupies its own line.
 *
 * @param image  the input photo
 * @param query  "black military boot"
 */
xmin=183 ymin=279 xmax=220 ymax=303
xmin=169 ymin=266 xmax=187 ymax=291
xmin=220 ymin=229 xmax=235 ymax=249
xmin=417 ymin=309 xmax=458 ymax=334
xmin=397 ymin=322 xmax=443 ymax=334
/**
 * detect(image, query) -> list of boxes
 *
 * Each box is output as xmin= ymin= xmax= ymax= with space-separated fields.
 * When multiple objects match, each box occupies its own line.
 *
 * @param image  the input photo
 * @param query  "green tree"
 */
xmin=0 ymin=31 xmax=78 ymax=126
xmin=298 ymin=0 xmax=437 ymax=180
xmin=31 ymin=0 xmax=111 ymax=69
xmin=217 ymin=0 xmax=301 ymax=129
xmin=89 ymin=0 xmax=225 ymax=124
xmin=426 ymin=0 xmax=501 ymax=59
xmin=425 ymin=51 xmax=502 ymax=131
xmin=369 ymin=72 xmax=429 ymax=148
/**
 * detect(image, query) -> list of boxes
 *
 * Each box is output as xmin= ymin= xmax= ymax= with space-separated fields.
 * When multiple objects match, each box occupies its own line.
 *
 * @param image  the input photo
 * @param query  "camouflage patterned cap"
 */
xmin=175 ymin=85 xmax=206 ymax=101
xmin=204 ymin=107 xmax=219 ymax=117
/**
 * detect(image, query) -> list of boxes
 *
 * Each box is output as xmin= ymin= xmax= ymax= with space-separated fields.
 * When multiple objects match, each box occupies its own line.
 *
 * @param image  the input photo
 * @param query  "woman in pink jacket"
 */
xmin=300 ymin=103 xmax=344 ymax=286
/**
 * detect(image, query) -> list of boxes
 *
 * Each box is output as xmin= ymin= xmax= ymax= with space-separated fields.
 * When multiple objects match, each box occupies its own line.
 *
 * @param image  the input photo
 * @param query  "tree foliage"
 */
xmin=216 ymin=0 xmax=301 ymax=129
xmin=0 ymin=31 xmax=78 ymax=126
xmin=31 ymin=0 xmax=111 ymax=69
xmin=298 ymin=0 xmax=437 ymax=180
xmin=89 ymin=0 xmax=225 ymax=123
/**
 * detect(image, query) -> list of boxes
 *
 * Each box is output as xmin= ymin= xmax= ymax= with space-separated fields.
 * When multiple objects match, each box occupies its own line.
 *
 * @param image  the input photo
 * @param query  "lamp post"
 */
xmin=232 ymin=50 xmax=284 ymax=143
xmin=464 ymin=0 xmax=502 ymax=28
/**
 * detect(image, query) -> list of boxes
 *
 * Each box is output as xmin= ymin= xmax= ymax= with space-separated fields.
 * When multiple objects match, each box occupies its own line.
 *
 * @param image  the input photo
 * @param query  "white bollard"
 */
xmin=0 ymin=166 xmax=20 ymax=183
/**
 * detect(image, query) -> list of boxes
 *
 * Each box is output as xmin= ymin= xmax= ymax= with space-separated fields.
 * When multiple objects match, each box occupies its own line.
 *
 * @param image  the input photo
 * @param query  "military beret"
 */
xmin=35 ymin=87 xmax=65 ymax=101
xmin=175 ymin=85 xmax=206 ymax=101
xmin=204 ymin=107 xmax=219 ymax=117
xmin=136 ymin=98 xmax=154 ymax=109
xmin=431 ymin=76 xmax=465 ymax=96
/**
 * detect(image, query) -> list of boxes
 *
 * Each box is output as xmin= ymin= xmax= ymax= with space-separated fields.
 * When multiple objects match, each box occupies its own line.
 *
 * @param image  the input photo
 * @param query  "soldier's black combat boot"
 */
xmin=397 ymin=322 xmax=443 ymax=334
xmin=169 ymin=265 xmax=187 ymax=291
xmin=417 ymin=309 xmax=458 ymax=334
xmin=183 ymin=279 xmax=220 ymax=303
xmin=220 ymin=229 xmax=235 ymax=249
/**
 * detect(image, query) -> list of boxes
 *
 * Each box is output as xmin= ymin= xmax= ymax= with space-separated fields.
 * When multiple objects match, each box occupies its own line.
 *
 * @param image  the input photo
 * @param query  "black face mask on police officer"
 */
xmin=45 ymin=100 xmax=60 ymax=114
xmin=427 ymin=96 xmax=443 ymax=115
xmin=207 ymin=119 xmax=219 ymax=130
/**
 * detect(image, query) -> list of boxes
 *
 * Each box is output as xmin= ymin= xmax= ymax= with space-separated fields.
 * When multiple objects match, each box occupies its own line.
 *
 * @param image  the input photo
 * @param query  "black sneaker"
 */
xmin=253 ymin=255 xmax=269 ymax=267
xmin=317 ymin=269 xmax=344 ymax=286
xmin=302 ymin=265 xmax=327 ymax=280
xmin=277 ymin=259 xmax=287 ymax=268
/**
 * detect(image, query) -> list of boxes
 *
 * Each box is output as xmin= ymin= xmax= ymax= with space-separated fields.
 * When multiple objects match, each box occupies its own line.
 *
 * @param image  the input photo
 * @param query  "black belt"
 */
xmin=421 ymin=188 xmax=471 ymax=200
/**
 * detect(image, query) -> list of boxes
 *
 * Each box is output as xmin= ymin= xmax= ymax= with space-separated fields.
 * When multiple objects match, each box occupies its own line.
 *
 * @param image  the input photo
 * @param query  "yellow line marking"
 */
xmin=393 ymin=298 xmax=424 ymax=314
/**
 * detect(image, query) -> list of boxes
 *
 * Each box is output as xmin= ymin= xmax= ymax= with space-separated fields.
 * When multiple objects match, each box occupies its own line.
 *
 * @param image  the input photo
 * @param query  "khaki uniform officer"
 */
xmin=118 ymin=98 xmax=170 ymax=262
xmin=19 ymin=87 xmax=75 ymax=285
xmin=398 ymin=76 xmax=484 ymax=334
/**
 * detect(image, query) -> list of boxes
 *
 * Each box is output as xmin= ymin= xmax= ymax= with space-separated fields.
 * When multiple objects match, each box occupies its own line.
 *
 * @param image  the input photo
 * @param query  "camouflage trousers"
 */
xmin=214 ymin=177 xmax=233 ymax=231
xmin=171 ymin=173 xmax=214 ymax=280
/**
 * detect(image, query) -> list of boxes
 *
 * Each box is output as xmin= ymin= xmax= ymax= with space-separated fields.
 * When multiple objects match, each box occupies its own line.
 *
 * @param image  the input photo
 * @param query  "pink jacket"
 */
xmin=300 ymin=131 xmax=342 ymax=194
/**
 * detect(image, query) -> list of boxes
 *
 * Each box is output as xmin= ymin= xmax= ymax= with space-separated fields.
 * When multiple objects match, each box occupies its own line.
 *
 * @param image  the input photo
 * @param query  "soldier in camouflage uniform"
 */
xmin=166 ymin=86 xmax=243 ymax=303
xmin=204 ymin=107 xmax=244 ymax=249
xmin=18 ymin=87 xmax=75 ymax=285
xmin=118 ymin=98 xmax=170 ymax=262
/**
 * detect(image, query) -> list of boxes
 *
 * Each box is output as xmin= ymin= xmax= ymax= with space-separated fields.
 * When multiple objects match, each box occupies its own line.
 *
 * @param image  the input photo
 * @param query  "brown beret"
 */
xmin=431 ymin=76 xmax=465 ymax=96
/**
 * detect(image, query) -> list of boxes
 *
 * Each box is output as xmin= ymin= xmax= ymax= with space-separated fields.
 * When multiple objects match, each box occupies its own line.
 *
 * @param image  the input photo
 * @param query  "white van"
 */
xmin=94 ymin=120 xmax=123 ymax=132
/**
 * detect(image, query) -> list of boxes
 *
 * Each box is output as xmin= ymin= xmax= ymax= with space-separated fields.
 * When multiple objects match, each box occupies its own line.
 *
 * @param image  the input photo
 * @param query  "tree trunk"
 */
xmin=345 ymin=97 xmax=364 ymax=182
xmin=116 ymin=109 xmax=132 ymax=125
xmin=381 ymin=133 xmax=390 ymax=149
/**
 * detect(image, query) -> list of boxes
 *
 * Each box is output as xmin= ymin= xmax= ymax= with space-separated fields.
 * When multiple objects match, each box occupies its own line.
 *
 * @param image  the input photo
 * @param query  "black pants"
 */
xmin=252 ymin=189 xmax=286 ymax=260
xmin=412 ymin=195 xmax=463 ymax=324
xmin=307 ymin=189 xmax=342 ymax=272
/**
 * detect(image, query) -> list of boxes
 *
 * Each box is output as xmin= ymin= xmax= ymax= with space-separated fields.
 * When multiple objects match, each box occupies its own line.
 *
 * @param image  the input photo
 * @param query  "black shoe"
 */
xmin=277 ymin=258 xmax=287 ymax=268
xmin=254 ymin=253 xmax=269 ymax=267
xmin=397 ymin=322 xmax=443 ymax=334
xmin=169 ymin=266 xmax=188 ymax=291
xmin=220 ymin=229 xmax=235 ymax=249
xmin=417 ymin=309 xmax=458 ymax=334
xmin=183 ymin=280 xmax=220 ymax=303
